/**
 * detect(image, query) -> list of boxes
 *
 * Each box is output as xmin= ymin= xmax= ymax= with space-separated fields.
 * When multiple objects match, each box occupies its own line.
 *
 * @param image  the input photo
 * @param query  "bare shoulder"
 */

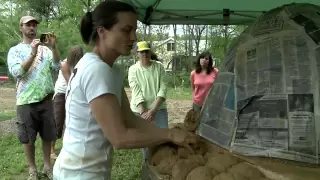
xmin=60 ymin=60 xmax=69 ymax=68
xmin=190 ymin=70 xmax=196 ymax=76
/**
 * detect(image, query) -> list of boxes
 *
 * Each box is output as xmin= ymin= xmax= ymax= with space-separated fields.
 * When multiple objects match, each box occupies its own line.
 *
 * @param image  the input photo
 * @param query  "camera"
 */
xmin=40 ymin=33 xmax=51 ymax=43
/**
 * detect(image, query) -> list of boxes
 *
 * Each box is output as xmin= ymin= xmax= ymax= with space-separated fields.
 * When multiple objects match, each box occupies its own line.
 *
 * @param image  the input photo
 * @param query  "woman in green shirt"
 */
xmin=128 ymin=41 xmax=168 ymax=128
xmin=128 ymin=41 xmax=168 ymax=161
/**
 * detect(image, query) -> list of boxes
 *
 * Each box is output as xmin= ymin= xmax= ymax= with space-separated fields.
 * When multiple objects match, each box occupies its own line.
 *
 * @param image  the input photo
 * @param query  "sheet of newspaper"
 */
xmin=197 ymin=72 xmax=237 ymax=149
xmin=198 ymin=3 xmax=320 ymax=164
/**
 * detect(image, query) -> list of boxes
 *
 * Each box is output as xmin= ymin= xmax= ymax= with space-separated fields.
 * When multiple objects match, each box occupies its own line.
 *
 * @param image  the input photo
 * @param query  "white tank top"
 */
xmin=54 ymin=60 xmax=68 ymax=94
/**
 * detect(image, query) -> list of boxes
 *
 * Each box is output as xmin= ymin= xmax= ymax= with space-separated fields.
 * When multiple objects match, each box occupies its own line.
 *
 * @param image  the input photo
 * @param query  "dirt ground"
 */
xmin=0 ymin=87 xmax=192 ymax=135
xmin=0 ymin=87 xmax=16 ymax=113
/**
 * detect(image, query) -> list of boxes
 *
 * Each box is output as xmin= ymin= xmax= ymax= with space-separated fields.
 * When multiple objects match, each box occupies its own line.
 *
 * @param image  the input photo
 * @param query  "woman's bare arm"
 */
xmin=190 ymin=71 xmax=195 ymax=90
xmin=90 ymin=92 xmax=172 ymax=149
xmin=84 ymin=62 xmax=193 ymax=150
xmin=61 ymin=61 xmax=71 ymax=83
xmin=119 ymin=89 xmax=196 ymax=151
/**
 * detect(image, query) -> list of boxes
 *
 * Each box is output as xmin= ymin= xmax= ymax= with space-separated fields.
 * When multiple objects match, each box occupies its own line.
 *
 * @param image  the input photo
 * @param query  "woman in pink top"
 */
xmin=190 ymin=51 xmax=219 ymax=112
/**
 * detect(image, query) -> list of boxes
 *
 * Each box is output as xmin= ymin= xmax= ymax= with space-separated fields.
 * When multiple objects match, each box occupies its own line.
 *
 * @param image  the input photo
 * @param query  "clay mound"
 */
xmin=183 ymin=109 xmax=200 ymax=132
xmin=148 ymin=122 xmax=271 ymax=179
xmin=172 ymin=159 xmax=199 ymax=180
xmin=155 ymin=155 xmax=179 ymax=175
xmin=191 ymin=139 xmax=208 ymax=155
xmin=178 ymin=147 xmax=193 ymax=159
xmin=170 ymin=122 xmax=188 ymax=131
xmin=186 ymin=166 xmax=215 ymax=180
xmin=150 ymin=144 xmax=177 ymax=166
xmin=188 ymin=154 xmax=206 ymax=166
xmin=206 ymin=154 xmax=240 ymax=173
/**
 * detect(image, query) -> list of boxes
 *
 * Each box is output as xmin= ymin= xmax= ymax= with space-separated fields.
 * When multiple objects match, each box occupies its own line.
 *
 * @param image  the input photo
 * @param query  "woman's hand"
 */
xmin=169 ymin=128 xmax=198 ymax=153
xmin=142 ymin=109 xmax=156 ymax=122
xmin=141 ymin=112 xmax=152 ymax=122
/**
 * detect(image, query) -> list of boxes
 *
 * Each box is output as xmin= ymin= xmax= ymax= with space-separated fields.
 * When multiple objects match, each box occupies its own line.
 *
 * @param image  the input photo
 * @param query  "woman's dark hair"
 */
xmin=151 ymin=51 xmax=159 ymax=61
xmin=67 ymin=45 xmax=84 ymax=71
xmin=80 ymin=1 xmax=136 ymax=44
xmin=195 ymin=51 xmax=214 ymax=74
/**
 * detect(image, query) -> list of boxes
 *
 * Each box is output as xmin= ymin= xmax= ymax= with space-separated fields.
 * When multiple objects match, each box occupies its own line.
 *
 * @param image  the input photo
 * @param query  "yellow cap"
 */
xmin=136 ymin=41 xmax=151 ymax=52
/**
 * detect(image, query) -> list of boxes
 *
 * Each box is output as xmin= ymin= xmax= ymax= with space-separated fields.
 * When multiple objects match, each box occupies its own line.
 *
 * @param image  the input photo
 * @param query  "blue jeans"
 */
xmin=192 ymin=103 xmax=202 ymax=113
xmin=135 ymin=108 xmax=169 ymax=161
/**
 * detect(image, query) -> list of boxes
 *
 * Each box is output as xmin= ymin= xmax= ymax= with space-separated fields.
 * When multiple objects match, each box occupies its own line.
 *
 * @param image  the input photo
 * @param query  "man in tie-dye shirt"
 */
xmin=7 ymin=16 xmax=60 ymax=180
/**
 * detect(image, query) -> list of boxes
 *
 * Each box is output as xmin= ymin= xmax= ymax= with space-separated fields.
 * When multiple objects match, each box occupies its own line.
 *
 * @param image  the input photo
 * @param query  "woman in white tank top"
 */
xmin=51 ymin=45 xmax=84 ymax=159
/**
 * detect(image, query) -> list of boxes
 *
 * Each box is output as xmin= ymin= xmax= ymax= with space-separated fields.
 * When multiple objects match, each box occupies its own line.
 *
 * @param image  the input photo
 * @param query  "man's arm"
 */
xmin=60 ymin=61 xmax=71 ymax=83
xmin=7 ymin=47 xmax=35 ymax=78
xmin=45 ymin=46 xmax=60 ymax=73
xmin=51 ymin=45 xmax=60 ymax=64
xmin=47 ymin=34 xmax=60 ymax=65
xmin=20 ymin=54 xmax=36 ymax=72
xmin=128 ymin=66 xmax=146 ymax=114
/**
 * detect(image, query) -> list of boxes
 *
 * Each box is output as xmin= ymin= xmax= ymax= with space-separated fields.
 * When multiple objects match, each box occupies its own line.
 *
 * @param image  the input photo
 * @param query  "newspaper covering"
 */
xmin=198 ymin=3 xmax=320 ymax=164
xmin=198 ymin=72 xmax=236 ymax=148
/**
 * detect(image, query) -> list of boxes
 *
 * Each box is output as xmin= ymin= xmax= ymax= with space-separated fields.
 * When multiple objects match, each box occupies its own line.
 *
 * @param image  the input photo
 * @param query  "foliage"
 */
xmin=0 ymin=0 xmax=244 ymax=87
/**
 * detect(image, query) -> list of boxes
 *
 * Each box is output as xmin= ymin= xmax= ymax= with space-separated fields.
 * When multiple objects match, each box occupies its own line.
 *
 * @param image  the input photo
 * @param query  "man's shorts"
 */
xmin=53 ymin=93 xmax=66 ymax=139
xmin=16 ymin=94 xmax=57 ymax=144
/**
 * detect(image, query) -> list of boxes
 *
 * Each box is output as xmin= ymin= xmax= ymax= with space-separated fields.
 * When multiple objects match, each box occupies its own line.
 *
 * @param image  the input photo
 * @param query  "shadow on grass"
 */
xmin=0 ymin=134 xmax=142 ymax=180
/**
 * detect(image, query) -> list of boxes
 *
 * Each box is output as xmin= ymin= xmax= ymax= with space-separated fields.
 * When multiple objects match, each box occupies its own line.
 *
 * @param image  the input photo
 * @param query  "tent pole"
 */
xmin=143 ymin=24 xmax=147 ymax=40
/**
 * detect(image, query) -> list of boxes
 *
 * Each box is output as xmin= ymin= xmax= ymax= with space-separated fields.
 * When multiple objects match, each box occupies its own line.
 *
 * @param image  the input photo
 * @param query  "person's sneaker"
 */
xmin=27 ymin=171 xmax=38 ymax=180
xmin=42 ymin=168 xmax=53 ymax=180
xmin=50 ymin=153 xmax=57 ymax=160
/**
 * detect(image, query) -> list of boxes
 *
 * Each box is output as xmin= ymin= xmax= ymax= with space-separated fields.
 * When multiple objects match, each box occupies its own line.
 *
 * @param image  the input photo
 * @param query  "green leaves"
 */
xmin=0 ymin=0 xmax=246 ymax=70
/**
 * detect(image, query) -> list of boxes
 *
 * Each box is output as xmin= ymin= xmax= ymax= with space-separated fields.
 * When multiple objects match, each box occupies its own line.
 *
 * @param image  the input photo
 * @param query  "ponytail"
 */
xmin=80 ymin=12 xmax=93 ymax=44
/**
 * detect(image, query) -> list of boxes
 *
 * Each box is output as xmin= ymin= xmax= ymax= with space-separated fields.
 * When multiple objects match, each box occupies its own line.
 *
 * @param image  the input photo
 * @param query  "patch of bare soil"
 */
xmin=0 ymin=87 xmax=17 ymax=135
xmin=0 ymin=87 xmax=16 ymax=113
xmin=0 ymin=87 xmax=192 ymax=135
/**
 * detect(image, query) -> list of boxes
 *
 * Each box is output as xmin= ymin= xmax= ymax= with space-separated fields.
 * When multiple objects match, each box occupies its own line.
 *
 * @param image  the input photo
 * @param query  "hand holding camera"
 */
xmin=40 ymin=32 xmax=57 ymax=49
xmin=30 ymin=33 xmax=57 ymax=58
xmin=30 ymin=39 xmax=41 ymax=57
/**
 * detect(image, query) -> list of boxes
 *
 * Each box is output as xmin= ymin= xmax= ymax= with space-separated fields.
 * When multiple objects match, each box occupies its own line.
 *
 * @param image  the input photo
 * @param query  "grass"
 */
xmin=0 ymin=82 xmax=15 ymax=88
xmin=0 ymin=111 xmax=16 ymax=121
xmin=0 ymin=135 xmax=143 ymax=180
xmin=167 ymin=87 xmax=192 ymax=100
xmin=0 ymin=135 xmax=48 ymax=180
xmin=0 ymin=87 xmax=192 ymax=179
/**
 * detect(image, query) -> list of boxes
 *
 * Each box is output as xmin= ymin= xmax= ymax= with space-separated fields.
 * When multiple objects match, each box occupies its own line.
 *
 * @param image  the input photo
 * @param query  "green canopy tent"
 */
xmin=119 ymin=0 xmax=320 ymax=25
